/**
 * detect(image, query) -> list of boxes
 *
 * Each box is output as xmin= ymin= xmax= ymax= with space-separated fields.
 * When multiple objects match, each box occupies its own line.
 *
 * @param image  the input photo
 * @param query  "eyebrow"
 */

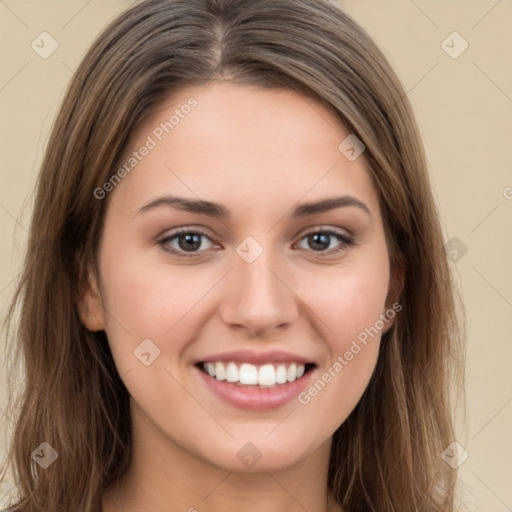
xmin=135 ymin=194 xmax=371 ymax=218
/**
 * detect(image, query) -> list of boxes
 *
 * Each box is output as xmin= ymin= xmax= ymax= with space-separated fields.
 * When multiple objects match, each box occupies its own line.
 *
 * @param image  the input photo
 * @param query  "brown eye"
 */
xmin=158 ymin=229 xmax=219 ymax=257
xmin=296 ymin=230 xmax=354 ymax=255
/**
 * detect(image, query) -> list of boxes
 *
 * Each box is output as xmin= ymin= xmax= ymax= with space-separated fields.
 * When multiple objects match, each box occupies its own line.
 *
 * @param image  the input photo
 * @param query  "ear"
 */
xmin=383 ymin=256 xmax=406 ymax=333
xmin=78 ymin=263 xmax=106 ymax=332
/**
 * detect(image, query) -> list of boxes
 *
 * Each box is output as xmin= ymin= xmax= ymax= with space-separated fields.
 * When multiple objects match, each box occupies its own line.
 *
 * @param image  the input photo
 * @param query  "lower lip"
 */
xmin=195 ymin=366 xmax=315 ymax=411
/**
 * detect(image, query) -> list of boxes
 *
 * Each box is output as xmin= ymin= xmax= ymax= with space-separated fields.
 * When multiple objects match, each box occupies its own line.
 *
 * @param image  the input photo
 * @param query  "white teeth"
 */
xmin=239 ymin=363 xmax=258 ymax=385
xmin=275 ymin=364 xmax=288 ymax=384
xmin=258 ymin=364 xmax=276 ymax=386
xmin=226 ymin=362 xmax=239 ymax=382
xmin=215 ymin=362 xmax=226 ymax=380
xmin=287 ymin=363 xmax=297 ymax=382
xmin=201 ymin=361 xmax=307 ymax=386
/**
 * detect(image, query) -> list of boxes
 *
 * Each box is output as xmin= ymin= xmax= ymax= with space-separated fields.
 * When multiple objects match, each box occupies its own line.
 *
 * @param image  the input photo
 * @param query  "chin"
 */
xmin=190 ymin=431 xmax=328 ymax=474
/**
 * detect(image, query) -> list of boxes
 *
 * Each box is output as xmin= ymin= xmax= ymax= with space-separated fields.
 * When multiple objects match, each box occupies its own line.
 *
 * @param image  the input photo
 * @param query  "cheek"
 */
xmin=97 ymin=242 xmax=212 ymax=370
xmin=304 ymin=254 xmax=390 ymax=344
xmin=295 ymin=250 xmax=389 ymax=415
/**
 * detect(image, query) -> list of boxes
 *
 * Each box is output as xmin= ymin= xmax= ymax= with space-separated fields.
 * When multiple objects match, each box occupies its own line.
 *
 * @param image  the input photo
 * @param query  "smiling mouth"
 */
xmin=196 ymin=361 xmax=316 ymax=387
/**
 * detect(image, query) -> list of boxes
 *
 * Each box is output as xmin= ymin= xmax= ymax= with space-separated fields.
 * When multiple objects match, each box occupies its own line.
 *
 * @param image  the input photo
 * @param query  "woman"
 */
xmin=1 ymin=0 xmax=466 ymax=510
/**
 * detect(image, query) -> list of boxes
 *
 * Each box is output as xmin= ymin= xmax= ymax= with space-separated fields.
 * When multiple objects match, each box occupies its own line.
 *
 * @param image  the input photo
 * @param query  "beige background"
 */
xmin=1 ymin=1 xmax=511 ymax=510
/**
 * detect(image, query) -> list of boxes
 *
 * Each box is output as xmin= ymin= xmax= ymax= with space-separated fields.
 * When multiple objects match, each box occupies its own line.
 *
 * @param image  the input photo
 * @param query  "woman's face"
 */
xmin=82 ymin=81 xmax=398 ymax=472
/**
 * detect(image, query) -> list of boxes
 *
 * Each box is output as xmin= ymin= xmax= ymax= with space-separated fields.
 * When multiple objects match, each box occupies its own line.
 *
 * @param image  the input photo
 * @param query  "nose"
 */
xmin=218 ymin=244 xmax=299 ymax=338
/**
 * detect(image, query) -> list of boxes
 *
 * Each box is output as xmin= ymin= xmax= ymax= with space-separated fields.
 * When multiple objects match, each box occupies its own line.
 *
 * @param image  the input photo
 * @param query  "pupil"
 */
xmin=309 ymin=233 xmax=329 ymax=251
xmin=179 ymin=233 xmax=201 ymax=251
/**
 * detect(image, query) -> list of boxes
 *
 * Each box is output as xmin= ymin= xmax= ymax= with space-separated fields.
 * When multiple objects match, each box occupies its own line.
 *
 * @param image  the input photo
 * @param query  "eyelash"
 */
xmin=157 ymin=227 xmax=355 ymax=259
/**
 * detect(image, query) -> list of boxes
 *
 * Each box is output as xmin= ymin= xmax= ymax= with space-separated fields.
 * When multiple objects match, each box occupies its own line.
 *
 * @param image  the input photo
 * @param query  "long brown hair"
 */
xmin=1 ymin=0 xmax=466 ymax=510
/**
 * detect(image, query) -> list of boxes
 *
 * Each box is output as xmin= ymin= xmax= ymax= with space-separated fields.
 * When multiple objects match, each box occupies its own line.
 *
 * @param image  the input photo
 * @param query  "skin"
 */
xmin=80 ymin=81 xmax=402 ymax=512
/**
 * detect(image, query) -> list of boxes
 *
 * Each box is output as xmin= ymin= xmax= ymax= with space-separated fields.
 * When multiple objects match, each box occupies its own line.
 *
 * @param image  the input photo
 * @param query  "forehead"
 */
xmin=110 ymin=81 xmax=380 ymax=220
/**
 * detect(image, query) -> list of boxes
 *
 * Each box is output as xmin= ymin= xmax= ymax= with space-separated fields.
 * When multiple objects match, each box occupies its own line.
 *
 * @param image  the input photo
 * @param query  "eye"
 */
xmin=158 ymin=228 xmax=219 ymax=258
xmin=295 ymin=229 xmax=354 ymax=255
xmin=157 ymin=227 xmax=354 ymax=259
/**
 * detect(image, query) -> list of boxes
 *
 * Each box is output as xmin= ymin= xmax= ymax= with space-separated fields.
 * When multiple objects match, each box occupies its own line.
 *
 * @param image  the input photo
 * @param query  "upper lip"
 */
xmin=197 ymin=349 xmax=316 ymax=366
